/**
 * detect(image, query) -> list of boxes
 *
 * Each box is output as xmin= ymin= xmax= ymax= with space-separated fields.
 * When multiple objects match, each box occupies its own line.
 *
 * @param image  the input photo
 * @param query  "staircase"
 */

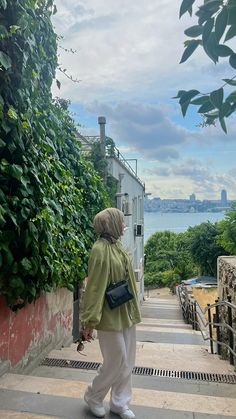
xmin=0 ymin=289 xmax=235 ymax=418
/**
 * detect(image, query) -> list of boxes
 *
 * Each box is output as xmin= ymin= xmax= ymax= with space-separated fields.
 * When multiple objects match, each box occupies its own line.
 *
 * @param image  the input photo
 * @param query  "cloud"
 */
xmin=52 ymin=0 xmax=209 ymax=103
xmin=86 ymin=101 xmax=189 ymax=160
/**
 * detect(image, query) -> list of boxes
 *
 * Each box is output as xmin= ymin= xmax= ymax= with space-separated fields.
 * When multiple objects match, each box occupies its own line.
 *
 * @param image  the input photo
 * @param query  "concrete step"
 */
xmin=0 ymin=373 xmax=236 ymax=418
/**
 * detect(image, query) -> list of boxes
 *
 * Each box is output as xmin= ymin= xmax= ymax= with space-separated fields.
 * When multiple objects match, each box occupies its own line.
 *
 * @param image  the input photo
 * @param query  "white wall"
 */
xmin=107 ymin=157 xmax=145 ymax=302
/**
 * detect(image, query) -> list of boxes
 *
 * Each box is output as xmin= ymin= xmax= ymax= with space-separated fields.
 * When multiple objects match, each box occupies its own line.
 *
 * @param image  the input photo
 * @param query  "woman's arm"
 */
xmin=81 ymin=242 xmax=110 ymax=330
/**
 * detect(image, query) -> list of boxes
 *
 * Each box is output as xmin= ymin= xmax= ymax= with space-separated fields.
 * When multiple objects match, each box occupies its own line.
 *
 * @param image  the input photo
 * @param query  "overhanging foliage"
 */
xmin=0 ymin=0 xmax=109 ymax=309
xmin=175 ymin=0 xmax=236 ymax=132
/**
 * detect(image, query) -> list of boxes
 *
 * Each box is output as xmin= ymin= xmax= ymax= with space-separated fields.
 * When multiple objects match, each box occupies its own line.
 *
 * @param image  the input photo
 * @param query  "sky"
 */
xmin=52 ymin=0 xmax=236 ymax=201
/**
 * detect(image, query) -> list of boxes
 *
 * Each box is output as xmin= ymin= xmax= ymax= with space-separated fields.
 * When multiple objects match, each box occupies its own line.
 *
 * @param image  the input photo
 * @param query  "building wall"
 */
xmin=107 ymin=157 xmax=145 ymax=301
xmin=0 ymin=288 xmax=73 ymax=373
xmin=217 ymin=256 xmax=236 ymax=363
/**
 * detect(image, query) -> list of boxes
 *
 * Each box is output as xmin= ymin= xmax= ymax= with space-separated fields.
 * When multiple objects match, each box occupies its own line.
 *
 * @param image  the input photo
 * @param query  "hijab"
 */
xmin=93 ymin=208 xmax=124 ymax=243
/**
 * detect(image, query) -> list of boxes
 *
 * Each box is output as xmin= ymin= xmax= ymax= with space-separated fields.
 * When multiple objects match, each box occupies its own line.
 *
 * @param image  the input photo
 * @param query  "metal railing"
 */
xmin=105 ymin=144 xmax=145 ymax=188
xmin=177 ymin=284 xmax=236 ymax=366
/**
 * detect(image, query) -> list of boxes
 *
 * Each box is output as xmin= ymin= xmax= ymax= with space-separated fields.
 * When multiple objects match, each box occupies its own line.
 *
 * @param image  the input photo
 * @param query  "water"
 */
xmin=144 ymin=212 xmax=226 ymax=242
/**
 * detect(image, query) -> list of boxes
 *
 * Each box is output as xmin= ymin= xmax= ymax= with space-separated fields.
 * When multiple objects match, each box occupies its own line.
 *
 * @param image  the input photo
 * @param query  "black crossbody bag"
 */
xmin=105 ymin=279 xmax=134 ymax=309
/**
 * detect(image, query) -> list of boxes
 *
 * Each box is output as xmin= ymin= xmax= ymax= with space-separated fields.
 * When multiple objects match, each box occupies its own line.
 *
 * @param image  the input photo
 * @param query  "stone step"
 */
xmin=0 ymin=373 xmax=236 ymax=417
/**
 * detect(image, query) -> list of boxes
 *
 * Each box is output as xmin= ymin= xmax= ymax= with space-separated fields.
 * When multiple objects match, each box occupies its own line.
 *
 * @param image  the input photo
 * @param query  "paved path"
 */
xmin=0 ymin=291 xmax=235 ymax=418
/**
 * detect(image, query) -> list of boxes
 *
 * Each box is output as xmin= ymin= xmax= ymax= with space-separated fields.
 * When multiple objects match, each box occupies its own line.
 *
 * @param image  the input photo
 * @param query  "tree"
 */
xmin=144 ymin=231 xmax=197 ymax=288
xmin=187 ymin=221 xmax=227 ymax=276
xmin=175 ymin=0 xmax=236 ymax=133
xmin=217 ymin=203 xmax=236 ymax=253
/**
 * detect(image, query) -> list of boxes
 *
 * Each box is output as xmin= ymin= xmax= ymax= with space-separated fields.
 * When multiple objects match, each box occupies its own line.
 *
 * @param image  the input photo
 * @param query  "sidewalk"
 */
xmin=0 ymin=289 xmax=235 ymax=418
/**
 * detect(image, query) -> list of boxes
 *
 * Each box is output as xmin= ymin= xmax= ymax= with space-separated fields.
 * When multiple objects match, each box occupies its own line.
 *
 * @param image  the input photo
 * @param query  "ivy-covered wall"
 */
xmin=0 ymin=0 xmax=109 ymax=310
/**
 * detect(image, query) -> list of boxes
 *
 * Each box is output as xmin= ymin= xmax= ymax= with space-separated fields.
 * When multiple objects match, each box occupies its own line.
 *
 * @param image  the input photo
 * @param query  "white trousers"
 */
xmin=85 ymin=325 xmax=136 ymax=412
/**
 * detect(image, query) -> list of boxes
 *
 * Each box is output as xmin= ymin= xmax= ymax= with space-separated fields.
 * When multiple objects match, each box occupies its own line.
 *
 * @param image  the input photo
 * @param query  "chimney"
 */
xmin=98 ymin=116 xmax=106 ymax=157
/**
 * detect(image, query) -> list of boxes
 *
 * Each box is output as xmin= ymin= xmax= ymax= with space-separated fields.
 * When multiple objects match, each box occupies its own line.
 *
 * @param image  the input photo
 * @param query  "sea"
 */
xmin=144 ymin=211 xmax=226 ymax=243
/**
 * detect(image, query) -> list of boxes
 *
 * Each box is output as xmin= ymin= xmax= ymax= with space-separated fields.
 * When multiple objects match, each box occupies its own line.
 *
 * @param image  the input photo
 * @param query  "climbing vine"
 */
xmin=0 ymin=0 xmax=109 ymax=309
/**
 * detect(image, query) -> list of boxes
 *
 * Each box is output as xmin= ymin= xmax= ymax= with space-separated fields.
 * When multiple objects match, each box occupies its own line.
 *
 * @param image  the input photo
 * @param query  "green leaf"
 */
xmin=223 ymin=78 xmax=236 ymax=86
xmin=214 ymin=44 xmax=233 ymax=57
xmin=56 ymin=79 xmax=61 ymax=89
xmin=224 ymin=25 xmax=236 ymax=42
xmin=179 ymin=89 xmax=200 ymax=116
xmin=219 ymin=102 xmax=232 ymax=118
xmin=202 ymin=18 xmax=214 ymax=44
xmin=173 ymin=90 xmax=186 ymax=99
xmin=184 ymin=25 xmax=203 ymax=37
xmin=0 ymin=51 xmax=12 ymax=70
xmin=200 ymin=0 xmax=222 ymax=13
xmin=229 ymin=53 xmax=236 ymax=69
xmin=226 ymin=90 xmax=236 ymax=103
xmin=219 ymin=117 xmax=227 ymax=133
xmin=191 ymin=95 xmax=210 ymax=105
xmin=215 ymin=6 xmax=228 ymax=42
xmin=179 ymin=0 xmax=196 ymax=18
xmin=0 ymin=0 xmax=7 ymax=10
xmin=198 ymin=101 xmax=215 ymax=113
xmin=228 ymin=5 xmax=236 ymax=25
xmin=180 ymin=40 xmax=201 ymax=63
xmin=203 ymin=32 xmax=218 ymax=63
xmin=20 ymin=207 xmax=31 ymax=220
xmin=210 ymin=87 xmax=224 ymax=109
xmin=9 ymin=164 xmax=23 ymax=180
xmin=20 ymin=257 xmax=32 ymax=272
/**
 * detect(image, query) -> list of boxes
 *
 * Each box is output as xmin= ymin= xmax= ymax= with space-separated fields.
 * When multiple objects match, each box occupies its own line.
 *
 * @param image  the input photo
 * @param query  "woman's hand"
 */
xmin=82 ymin=327 xmax=94 ymax=342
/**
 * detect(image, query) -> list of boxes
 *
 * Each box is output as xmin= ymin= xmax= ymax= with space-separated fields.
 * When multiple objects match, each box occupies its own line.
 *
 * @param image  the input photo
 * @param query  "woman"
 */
xmin=81 ymin=207 xmax=141 ymax=419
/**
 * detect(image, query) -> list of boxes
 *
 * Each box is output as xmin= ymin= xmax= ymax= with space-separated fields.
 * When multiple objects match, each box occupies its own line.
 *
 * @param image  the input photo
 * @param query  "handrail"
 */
xmin=177 ymin=284 xmax=236 ymax=366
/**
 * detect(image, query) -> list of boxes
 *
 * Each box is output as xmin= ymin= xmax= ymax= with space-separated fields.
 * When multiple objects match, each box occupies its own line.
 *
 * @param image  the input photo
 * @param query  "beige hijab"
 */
xmin=93 ymin=208 xmax=124 ymax=243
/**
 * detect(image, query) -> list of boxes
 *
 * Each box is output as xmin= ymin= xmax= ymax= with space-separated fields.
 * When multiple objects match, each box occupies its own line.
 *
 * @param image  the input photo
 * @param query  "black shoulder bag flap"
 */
xmin=105 ymin=280 xmax=134 ymax=310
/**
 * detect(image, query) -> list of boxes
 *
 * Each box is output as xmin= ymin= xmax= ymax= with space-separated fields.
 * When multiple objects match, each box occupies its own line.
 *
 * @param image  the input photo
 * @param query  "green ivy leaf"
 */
xmin=20 ymin=257 xmax=32 ymax=272
xmin=210 ymin=87 xmax=224 ymax=109
xmin=179 ymin=0 xmax=196 ymax=18
xmin=180 ymin=40 xmax=201 ymax=63
xmin=229 ymin=53 xmax=236 ymax=69
xmin=9 ymin=164 xmax=23 ymax=180
xmin=0 ymin=51 xmax=12 ymax=70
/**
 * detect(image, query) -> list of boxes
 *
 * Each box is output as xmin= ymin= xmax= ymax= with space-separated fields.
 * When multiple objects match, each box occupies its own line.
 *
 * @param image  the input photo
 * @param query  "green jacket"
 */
xmin=81 ymin=238 xmax=142 ymax=331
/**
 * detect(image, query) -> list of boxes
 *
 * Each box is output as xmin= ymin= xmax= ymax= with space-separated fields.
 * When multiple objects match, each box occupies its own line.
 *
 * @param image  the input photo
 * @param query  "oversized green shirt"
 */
xmin=81 ymin=238 xmax=142 ymax=331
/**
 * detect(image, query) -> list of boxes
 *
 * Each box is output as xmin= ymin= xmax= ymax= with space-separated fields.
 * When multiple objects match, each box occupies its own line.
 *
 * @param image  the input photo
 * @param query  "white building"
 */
xmin=81 ymin=117 xmax=145 ymax=302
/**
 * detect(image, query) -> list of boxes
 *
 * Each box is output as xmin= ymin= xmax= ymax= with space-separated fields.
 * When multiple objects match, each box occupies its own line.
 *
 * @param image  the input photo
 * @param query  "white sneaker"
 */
xmin=111 ymin=408 xmax=135 ymax=419
xmin=84 ymin=393 xmax=106 ymax=417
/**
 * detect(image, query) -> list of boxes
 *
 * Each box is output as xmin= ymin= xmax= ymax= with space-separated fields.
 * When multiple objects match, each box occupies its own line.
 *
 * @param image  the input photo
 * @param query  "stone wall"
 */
xmin=217 ymin=256 xmax=236 ymax=364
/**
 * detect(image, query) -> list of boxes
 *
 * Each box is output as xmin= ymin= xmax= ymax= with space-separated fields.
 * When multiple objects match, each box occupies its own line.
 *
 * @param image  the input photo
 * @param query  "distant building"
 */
xmin=221 ymin=189 xmax=227 ymax=205
xmin=190 ymin=193 xmax=196 ymax=202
